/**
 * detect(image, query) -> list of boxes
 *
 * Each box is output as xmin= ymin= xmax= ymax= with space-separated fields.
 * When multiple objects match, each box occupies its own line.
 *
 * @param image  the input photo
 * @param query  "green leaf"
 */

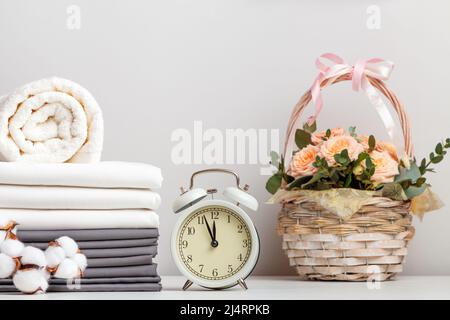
xmin=294 ymin=129 xmax=312 ymax=150
xmin=334 ymin=149 xmax=351 ymax=166
xmin=415 ymin=177 xmax=427 ymax=187
xmin=368 ymin=135 xmax=376 ymax=151
xmin=344 ymin=174 xmax=352 ymax=188
xmin=405 ymin=185 xmax=427 ymax=199
xmin=283 ymin=174 xmax=295 ymax=184
xmin=270 ymin=151 xmax=279 ymax=166
xmin=436 ymin=143 xmax=443 ymax=155
xmin=266 ymin=174 xmax=282 ymax=194
xmin=286 ymin=175 xmax=312 ymax=190
xmin=348 ymin=126 xmax=357 ymax=137
xmin=431 ymin=155 xmax=444 ymax=164
xmin=395 ymin=162 xmax=422 ymax=184
xmin=301 ymin=171 xmax=326 ymax=188
xmin=326 ymin=129 xmax=331 ymax=138
xmin=365 ymin=156 xmax=375 ymax=170
xmin=382 ymin=183 xmax=408 ymax=201
xmin=303 ymin=121 xmax=317 ymax=134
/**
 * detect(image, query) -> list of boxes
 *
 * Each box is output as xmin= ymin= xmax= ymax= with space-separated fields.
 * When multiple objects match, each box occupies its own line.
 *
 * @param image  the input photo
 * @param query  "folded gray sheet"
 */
xmin=0 ymin=283 xmax=162 ymax=292
xmin=84 ymin=264 xmax=158 ymax=278
xmin=18 ymin=228 xmax=159 ymax=241
xmin=88 ymin=255 xmax=153 ymax=267
xmin=27 ymin=238 xmax=158 ymax=250
xmin=0 ymin=276 xmax=160 ymax=285
xmin=83 ymin=246 xmax=157 ymax=258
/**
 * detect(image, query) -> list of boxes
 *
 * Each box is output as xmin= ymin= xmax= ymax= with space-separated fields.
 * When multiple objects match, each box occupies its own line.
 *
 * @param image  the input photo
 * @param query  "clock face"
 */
xmin=176 ymin=204 xmax=253 ymax=282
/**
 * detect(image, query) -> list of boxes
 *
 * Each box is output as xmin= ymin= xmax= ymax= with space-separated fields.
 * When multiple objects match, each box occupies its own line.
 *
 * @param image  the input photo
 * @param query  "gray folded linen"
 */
xmin=84 ymin=264 xmax=158 ymax=278
xmin=18 ymin=228 xmax=159 ymax=242
xmin=0 ymin=283 xmax=162 ymax=292
xmin=0 ymin=276 xmax=161 ymax=285
xmin=83 ymin=246 xmax=157 ymax=258
xmin=87 ymin=255 xmax=154 ymax=267
xmin=26 ymin=238 xmax=158 ymax=250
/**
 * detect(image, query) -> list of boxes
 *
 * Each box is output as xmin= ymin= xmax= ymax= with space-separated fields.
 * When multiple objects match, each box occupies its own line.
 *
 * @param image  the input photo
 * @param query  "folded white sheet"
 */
xmin=0 ymin=185 xmax=161 ymax=210
xmin=0 ymin=161 xmax=163 ymax=189
xmin=0 ymin=209 xmax=159 ymax=230
xmin=0 ymin=77 xmax=103 ymax=163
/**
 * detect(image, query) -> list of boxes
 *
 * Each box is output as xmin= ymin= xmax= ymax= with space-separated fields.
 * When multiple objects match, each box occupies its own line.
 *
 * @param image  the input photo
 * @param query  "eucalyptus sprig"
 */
xmin=391 ymin=138 xmax=450 ymax=199
xmin=265 ymin=151 xmax=294 ymax=194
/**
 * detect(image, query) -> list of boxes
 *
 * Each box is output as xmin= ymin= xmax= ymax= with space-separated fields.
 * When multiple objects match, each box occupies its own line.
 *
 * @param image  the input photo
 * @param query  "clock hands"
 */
xmin=203 ymin=215 xmax=218 ymax=248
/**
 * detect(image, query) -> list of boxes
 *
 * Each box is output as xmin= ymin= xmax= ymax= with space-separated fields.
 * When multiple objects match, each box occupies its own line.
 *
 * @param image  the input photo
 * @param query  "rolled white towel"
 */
xmin=0 ymin=77 xmax=103 ymax=163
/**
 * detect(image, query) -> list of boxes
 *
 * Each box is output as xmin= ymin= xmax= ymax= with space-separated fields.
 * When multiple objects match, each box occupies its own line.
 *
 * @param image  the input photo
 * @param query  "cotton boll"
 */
xmin=55 ymin=236 xmax=78 ymax=258
xmin=71 ymin=253 xmax=87 ymax=272
xmin=13 ymin=269 xmax=48 ymax=294
xmin=45 ymin=245 xmax=66 ymax=268
xmin=0 ymin=253 xmax=17 ymax=278
xmin=0 ymin=239 xmax=25 ymax=258
xmin=53 ymin=258 xmax=80 ymax=279
xmin=20 ymin=247 xmax=47 ymax=268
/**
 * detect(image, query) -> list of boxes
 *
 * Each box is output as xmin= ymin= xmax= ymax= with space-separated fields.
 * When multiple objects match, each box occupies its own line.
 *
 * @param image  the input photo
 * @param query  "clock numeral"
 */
xmin=227 ymin=265 xmax=233 ymax=273
xmin=197 ymin=216 xmax=204 ymax=225
xmin=210 ymin=211 xmax=219 ymax=220
xmin=242 ymin=239 xmax=249 ymax=248
xmin=186 ymin=255 xmax=192 ymax=263
xmin=237 ymin=253 xmax=243 ymax=262
xmin=199 ymin=264 xmax=204 ymax=273
xmin=187 ymin=227 xmax=196 ymax=235
xmin=237 ymin=224 xmax=243 ymax=233
xmin=181 ymin=240 xmax=188 ymax=249
xmin=227 ymin=215 xmax=231 ymax=223
xmin=212 ymin=268 xmax=218 ymax=277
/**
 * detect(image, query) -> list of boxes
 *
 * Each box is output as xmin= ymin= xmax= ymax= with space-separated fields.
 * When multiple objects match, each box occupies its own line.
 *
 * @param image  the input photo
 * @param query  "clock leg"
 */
xmin=182 ymin=279 xmax=193 ymax=291
xmin=237 ymin=279 xmax=248 ymax=290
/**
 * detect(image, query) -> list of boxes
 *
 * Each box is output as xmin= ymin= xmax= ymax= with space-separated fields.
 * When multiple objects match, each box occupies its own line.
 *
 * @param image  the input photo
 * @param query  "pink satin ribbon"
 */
xmin=308 ymin=53 xmax=397 ymax=143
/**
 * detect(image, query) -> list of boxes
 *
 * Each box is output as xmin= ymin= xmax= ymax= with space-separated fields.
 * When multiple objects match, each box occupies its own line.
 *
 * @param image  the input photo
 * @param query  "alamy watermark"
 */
xmin=171 ymin=121 xmax=280 ymax=175
xmin=366 ymin=5 xmax=381 ymax=30
xmin=66 ymin=5 xmax=81 ymax=30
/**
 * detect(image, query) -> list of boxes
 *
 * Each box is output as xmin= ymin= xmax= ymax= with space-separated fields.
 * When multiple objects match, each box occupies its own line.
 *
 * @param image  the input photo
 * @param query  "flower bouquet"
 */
xmin=267 ymin=54 xmax=449 ymax=281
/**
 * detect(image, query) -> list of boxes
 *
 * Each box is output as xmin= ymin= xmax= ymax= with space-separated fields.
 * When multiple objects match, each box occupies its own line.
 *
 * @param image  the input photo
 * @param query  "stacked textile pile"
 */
xmin=0 ymin=162 xmax=163 ymax=292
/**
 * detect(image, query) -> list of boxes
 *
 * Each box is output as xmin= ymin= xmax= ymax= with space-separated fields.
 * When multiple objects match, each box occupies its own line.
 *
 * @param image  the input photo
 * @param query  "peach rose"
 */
xmin=358 ymin=135 xmax=398 ymax=161
xmin=290 ymin=145 xmax=320 ymax=177
xmin=320 ymin=135 xmax=364 ymax=166
xmin=312 ymin=128 xmax=345 ymax=145
xmin=369 ymin=150 xmax=400 ymax=184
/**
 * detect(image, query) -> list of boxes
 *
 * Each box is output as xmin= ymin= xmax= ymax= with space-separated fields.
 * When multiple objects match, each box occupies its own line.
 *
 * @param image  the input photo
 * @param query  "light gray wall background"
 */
xmin=1 ymin=0 xmax=449 ymax=276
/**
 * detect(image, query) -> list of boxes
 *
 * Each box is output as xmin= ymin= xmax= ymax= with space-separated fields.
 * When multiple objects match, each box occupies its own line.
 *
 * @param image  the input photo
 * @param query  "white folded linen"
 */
xmin=0 ymin=161 xmax=163 ymax=189
xmin=0 ymin=209 xmax=159 ymax=230
xmin=0 ymin=185 xmax=161 ymax=210
xmin=0 ymin=77 xmax=103 ymax=163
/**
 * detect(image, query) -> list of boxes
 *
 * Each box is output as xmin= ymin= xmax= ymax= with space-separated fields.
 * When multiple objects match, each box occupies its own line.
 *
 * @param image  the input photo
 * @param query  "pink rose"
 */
xmin=369 ymin=150 xmax=400 ymax=184
xmin=312 ymin=128 xmax=345 ymax=145
xmin=290 ymin=145 xmax=320 ymax=177
xmin=320 ymin=135 xmax=364 ymax=166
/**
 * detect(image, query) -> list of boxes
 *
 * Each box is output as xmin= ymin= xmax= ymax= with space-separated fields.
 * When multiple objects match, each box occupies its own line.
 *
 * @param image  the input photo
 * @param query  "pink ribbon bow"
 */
xmin=308 ymin=53 xmax=396 ymax=143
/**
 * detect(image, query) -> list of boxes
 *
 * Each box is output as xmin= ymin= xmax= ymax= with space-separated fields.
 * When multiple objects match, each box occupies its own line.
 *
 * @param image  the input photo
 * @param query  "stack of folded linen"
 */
xmin=0 ymin=161 xmax=163 ymax=292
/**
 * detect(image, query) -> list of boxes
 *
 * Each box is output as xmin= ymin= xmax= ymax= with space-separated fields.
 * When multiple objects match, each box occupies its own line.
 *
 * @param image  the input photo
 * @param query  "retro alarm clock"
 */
xmin=171 ymin=169 xmax=259 ymax=290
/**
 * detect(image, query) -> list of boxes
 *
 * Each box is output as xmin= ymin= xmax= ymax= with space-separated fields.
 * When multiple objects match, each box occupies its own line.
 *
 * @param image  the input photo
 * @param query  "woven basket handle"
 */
xmin=283 ymin=72 xmax=413 ymax=158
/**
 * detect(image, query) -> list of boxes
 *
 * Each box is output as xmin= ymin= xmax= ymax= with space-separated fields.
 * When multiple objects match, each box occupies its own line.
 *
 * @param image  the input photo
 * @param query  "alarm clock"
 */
xmin=171 ymin=168 xmax=259 ymax=290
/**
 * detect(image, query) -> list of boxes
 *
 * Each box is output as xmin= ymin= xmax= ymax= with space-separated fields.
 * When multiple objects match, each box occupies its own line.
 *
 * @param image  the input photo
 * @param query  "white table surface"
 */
xmin=0 ymin=276 xmax=449 ymax=300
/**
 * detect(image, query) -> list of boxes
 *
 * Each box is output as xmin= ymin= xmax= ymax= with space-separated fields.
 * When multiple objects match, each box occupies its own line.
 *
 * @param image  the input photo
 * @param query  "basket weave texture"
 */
xmin=278 ymin=70 xmax=414 ymax=281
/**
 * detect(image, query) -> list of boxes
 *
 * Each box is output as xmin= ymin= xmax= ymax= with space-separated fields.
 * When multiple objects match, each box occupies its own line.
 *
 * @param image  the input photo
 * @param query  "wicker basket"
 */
xmin=278 ymin=68 xmax=415 ymax=281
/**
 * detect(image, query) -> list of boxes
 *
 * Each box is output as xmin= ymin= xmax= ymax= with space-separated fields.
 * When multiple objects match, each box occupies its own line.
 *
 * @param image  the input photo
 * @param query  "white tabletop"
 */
xmin=0 ymin=276 xmax=449 ymax=300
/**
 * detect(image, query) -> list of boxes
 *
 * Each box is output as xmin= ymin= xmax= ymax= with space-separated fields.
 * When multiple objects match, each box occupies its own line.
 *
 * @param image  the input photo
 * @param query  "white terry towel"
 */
xmin=0 ymin=185 xmax=161 ymax=210
xmin=0 ymin=161 xmax=163 ymax=189
xmin=0 ymin=209 xmax=159 ymax=230
xmin=0 ymin=77 xmax=103 ymax=163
